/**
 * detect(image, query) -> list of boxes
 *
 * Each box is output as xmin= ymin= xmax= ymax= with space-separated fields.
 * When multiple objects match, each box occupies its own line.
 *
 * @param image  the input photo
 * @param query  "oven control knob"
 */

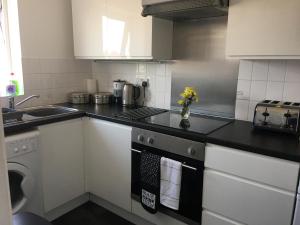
xmin=147 ymin=137 xmax=154 ymax=145
xmin=137 ymin=135 xmax=145 ymax=143
xmin=187 ymin=147 xmax=196 ymax=156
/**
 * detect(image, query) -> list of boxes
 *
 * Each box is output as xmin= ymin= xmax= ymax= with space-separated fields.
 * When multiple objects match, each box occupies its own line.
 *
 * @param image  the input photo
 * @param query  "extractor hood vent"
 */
xmin=142 ymin=0 xmax=229 ymax=21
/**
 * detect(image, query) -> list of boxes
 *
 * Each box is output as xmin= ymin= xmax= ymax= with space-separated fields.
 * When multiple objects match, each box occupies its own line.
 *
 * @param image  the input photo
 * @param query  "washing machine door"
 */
xmin=7 ymin=163 xmax=35 ymax=214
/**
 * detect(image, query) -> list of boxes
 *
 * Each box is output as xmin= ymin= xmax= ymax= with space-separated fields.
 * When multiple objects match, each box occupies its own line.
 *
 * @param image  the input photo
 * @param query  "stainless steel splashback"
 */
xmin=171 ymin=17 xmax=239 ymax=118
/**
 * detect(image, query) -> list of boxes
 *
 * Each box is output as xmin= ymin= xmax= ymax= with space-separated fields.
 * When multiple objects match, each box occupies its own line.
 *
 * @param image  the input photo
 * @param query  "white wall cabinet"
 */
xmin=226 ymin=0 xmax=300 ymax=59
xmin=71 ymin=0 xmax=173 ymax=60
xmin=39 ymin=119 xmax=85 ymax=213
xmin=84 ymin=118 xmax=132 ymax=212
xmin=203 ymin=144 xmax=300 ymax=225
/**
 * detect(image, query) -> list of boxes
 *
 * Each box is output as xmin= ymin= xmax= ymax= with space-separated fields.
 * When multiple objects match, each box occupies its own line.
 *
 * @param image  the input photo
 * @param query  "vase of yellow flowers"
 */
xmin=178 ymin=87 xmax=198 ymax=120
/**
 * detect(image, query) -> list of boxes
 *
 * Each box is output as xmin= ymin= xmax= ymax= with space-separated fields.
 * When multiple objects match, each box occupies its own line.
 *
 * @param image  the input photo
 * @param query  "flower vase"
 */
xmin=181 ymin=106 xmax=190 ymax=120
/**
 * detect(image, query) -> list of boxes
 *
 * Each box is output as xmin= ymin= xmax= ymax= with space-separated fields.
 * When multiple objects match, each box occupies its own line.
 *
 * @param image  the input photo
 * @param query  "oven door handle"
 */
xmin=131 ymin=149 xmax=197 ymax=171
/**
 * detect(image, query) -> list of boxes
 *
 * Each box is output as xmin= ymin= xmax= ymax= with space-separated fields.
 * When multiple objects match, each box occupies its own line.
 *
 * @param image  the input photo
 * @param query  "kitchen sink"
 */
xmin=23 ymin=106 xmax=79 ymax=117
xmin=2 ymin=108 xmax=16 ymax=114
xmin=2 ymin=111 xmax=24 ymax=124
xmin=2 ymin=105 xmax=79 ymax=125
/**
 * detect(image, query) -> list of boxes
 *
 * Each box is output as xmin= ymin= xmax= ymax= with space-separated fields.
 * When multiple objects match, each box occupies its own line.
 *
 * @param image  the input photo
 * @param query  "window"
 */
xmin=0 ymin=0 xmax=23 ymax=97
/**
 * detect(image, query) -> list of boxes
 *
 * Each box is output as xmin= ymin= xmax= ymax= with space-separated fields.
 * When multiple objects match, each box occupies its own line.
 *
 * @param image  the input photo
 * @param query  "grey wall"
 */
xmin=171 ymin=17 xmax=239 ymax=118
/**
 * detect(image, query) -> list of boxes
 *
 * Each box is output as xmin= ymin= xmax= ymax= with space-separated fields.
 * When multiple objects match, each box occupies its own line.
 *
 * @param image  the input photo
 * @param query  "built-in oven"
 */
xmin=131 ymin=128 xmax=205 ymax=225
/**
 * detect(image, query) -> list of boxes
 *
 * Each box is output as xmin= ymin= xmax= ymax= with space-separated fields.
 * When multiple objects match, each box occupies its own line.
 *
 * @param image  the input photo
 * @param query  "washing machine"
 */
xmin=5 ymin=130 xmax=44 ymax=217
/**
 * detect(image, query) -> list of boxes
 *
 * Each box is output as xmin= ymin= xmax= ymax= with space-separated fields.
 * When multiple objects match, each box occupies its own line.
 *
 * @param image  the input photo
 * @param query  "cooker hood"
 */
xmin=142 ymin=0 xmax=229 ymax=21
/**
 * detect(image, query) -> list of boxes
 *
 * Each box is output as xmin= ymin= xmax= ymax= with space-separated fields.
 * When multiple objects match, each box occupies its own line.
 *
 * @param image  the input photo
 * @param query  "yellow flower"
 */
xmin=177 ymin=99 xmax=184 ymax=105
xmin=182 ymin=87 xmax=197 ymax=99
xmin=178 ymin=87 xmax=199 ymax=106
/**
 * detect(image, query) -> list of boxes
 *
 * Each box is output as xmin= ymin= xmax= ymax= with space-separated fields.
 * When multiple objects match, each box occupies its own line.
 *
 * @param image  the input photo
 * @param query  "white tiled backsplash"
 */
xmin=3 ymin=58 xmax=300 ymax=123
xmin=92 ymin=62 xmax=172 ymax=109
xmin=236 ymin=60 xmax=300 ymax=121
xmin=0 ymin=58 xmax=92 ymax=108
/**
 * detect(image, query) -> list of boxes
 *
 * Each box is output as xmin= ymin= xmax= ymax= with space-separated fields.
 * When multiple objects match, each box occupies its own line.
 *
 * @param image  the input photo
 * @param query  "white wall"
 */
xmin=0 ymin=109 xmax=12 ymax=225
xmin=235 ymin=60 xmax=300 ymax=121
xmin=17 ymin=0 xmax=74 ymax=59
xmin=92 ymin=62 xmax=171 ymax=109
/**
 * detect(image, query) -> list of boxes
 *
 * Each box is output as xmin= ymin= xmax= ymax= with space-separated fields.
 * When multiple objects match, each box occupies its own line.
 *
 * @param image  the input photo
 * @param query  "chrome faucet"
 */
xmin=8 ymin=95 xmax=40 ymax=109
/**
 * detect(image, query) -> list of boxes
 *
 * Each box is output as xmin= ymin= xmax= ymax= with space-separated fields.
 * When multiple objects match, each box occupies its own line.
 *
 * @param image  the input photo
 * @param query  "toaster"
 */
xmin=253 ymin=100 xmax=300 ymax=135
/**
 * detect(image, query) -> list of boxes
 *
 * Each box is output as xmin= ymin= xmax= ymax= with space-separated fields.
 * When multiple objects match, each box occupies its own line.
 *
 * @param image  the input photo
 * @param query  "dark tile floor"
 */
xmin=52 ymin=202 xmax=134 ymax=225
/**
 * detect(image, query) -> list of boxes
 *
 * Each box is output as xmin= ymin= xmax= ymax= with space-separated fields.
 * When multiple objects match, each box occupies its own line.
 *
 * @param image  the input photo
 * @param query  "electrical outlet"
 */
xmin=136 ymin=77 xmax=149 ymax=87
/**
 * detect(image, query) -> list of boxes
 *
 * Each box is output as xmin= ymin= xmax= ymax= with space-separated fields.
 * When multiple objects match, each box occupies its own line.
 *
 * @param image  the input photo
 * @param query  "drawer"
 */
xmin=202 ymin=210 xmax=244 ymax=225
xmin=203 ymin=170 xmax=295 ymax=225
xmin=205 ymin=144 xmax=300 ymax=192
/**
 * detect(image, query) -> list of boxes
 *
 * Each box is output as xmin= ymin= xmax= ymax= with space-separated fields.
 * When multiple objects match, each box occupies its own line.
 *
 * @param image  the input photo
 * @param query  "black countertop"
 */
xmin=4 ymin=103 xmax=300 ymax=162
xmin=207 ymin=120 xmax=300 ymax=162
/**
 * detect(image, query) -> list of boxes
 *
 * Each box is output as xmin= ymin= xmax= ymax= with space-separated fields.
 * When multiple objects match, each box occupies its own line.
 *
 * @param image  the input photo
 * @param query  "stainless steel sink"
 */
xmin=22 ymin=105 xmax=79 ymax=117
xmin=2 ymin=111 xmax=24 ymax=124
xmin=2 ymin=105 xmax=79 ymax=125
xmin=2 ymin=108 xmax=16 ymax=114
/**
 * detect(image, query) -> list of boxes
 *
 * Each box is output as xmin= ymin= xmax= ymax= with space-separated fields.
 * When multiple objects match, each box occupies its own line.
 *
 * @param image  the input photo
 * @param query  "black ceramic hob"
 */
xmin=142 ymin=111 xmax=233 ymax=135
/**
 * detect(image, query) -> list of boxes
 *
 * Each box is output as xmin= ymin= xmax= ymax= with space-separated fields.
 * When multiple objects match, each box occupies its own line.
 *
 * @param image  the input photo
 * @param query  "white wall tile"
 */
xmin=252 ymin=60 xmax=269 ymax=81
xmin=236 ymin=59 xmax=300 ymax=122
xmin=3 ymin=58 xmax=93 ymax=108
xmin=156 ymin=76 xmax=166 ymax=92
xmin=92 ymin=61 xmax=171 ymax=109
xmin=283 ymin=82 xmax=300 ymax=102
xmin=156 ymin=64 xmax=166 ymax=76
xmin=250 ymin=80 xmax=267 ymax=101
xmin=22 ymin=59 xmax=41 ymax=74
xmin=266 ymin=81 xmax=284 ymax=101
xmin=268 ymin=60 xmax=286 ymax=81
xmin=238 ymin=60 xmax=253 ymax=80
xmin=236 ymin=79 xmax=251 ymax=100
xmin=235 ymin=99 xmax=249 ymax=120
xmin=286 ymin=60 xmax=300 ymax=82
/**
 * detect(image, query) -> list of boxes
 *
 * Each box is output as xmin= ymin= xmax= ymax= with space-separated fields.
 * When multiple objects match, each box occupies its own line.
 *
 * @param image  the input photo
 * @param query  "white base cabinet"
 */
xmin=203 ymin=170 xmax=295 ymax=225
xmin=84 ymin=118 xmax=132 ymax=212
xmin=203 ymin=144 xmax=300 ymax=225
xmin=39 ymin=119 xmax=85 ymax=213
xmin=202 ymin=210 xmax=244 ymax=225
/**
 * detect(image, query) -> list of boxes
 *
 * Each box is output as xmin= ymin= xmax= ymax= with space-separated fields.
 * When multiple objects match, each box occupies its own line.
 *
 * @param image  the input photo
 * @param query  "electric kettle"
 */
xmin=122 ymin=83 xmax=141 ymax=106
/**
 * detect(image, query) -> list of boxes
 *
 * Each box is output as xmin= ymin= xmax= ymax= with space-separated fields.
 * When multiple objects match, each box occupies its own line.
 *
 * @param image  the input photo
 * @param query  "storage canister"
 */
xmin=69 ymin=92 xmax=90 ymax=104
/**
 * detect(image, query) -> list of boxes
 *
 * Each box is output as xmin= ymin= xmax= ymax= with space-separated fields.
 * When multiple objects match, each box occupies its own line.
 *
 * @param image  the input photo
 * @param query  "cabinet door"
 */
xmin=72 ymin=0 xmax=107 ymax=58
xmin=205 ymin=144 xmax=300 ymax=192
xmin=105 ymin=0 xmax=152 ymax=58
xmin=226 ymin=0 xmax=300 ymax=58
xmin=39 ymin=119 xmax=85 ymax=212
xmin=202 ymin=210 xmax=244 ymax=225
xmin=84 ymin=118 xmax=132 ymax=212
xmin=72 ymin=0 xmax=152 ymax=59
xmin=203 ymin=170 xmax=295 ymax=225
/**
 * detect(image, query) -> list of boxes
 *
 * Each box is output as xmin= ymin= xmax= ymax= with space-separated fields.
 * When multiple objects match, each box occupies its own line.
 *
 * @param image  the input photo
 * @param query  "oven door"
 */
xmin=131 ymin=142 xmax=204 ymax=225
